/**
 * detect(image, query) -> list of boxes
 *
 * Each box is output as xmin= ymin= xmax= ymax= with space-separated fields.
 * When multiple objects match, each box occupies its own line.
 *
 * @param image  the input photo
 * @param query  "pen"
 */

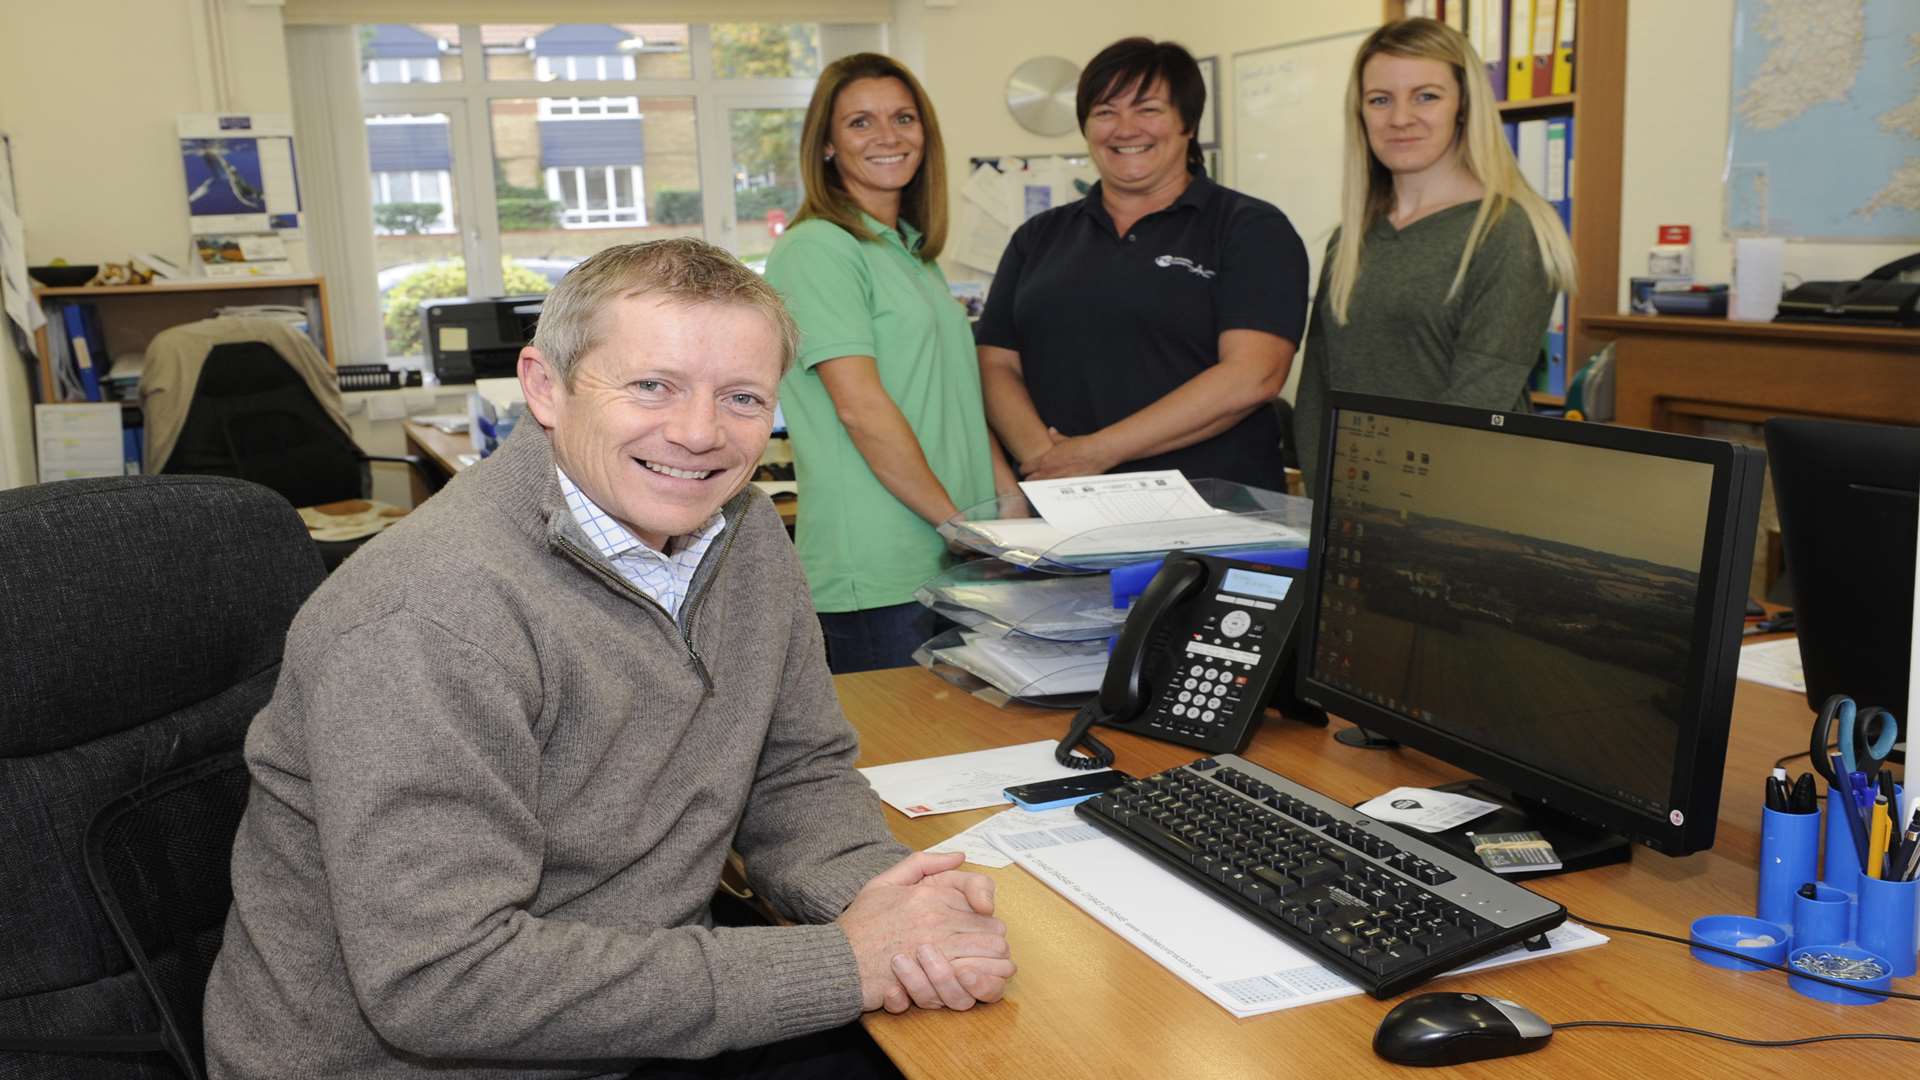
xmin=1789 ymin=772 xmax=1818 ymax=813
xmin=1894 ymin=804 xmax=1920 ymax=882
xmin=1836 ymin=758 xmax=1871 ymax=873
xmin=1868 ymin=795 xmax=1892 ymax=879
xmin=1902 ymin=822 xmax=1920 ymax=883
xmin=1765 ymin=775 xmax=1788 ymax=812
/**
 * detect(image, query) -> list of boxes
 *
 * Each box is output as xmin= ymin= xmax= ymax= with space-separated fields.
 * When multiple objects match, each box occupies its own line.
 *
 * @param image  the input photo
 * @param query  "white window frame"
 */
xmin=545 ymin=164 xmax=647 ymax=228
xmin=345 ymin=22 xmax=871 ymax=361
xmin=370 ymin=169 xmax=456 ymax=233
xmin=366 ymin=55 xmax=442 ymax=84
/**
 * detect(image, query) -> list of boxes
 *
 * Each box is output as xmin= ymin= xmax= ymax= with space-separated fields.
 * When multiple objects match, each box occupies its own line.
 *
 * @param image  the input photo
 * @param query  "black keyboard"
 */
xmin=1074 ymin=754 xmax=1567 ymax=999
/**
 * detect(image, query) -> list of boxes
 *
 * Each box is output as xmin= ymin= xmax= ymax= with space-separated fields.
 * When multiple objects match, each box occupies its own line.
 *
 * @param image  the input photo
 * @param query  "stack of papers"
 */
xmin=917 ymin=571 xmax=1123 ymax=641
xmin=947 ymin=470 xmax=1306 ymax=568
xmin=925 ymin=630 xmax=1108 ymax=699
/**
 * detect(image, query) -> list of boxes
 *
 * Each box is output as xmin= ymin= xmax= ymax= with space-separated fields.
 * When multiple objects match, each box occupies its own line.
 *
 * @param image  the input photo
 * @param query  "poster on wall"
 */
xmin=177 ymin=114 xmax=307 ymax=277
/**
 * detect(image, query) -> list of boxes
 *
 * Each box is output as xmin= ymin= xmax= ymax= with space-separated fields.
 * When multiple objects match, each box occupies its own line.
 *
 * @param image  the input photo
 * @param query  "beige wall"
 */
xmin=0 ymin=0 xmax=291 ymax=489
xmin=1619 ymin=0 xmax=1916 ymax=310
xmin=901 ymin=0 xmax=1376 ymax=250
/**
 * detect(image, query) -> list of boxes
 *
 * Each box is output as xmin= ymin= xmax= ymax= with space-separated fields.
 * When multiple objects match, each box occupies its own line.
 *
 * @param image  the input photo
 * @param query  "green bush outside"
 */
xmin=373 ymin=202 xmax=444 ymax=235
xmin=384 ymin=259 xmax=553 ymax=357
xmin=736 ymin=185 xmax=800 ymax=220
xmin=654 ymin=189 xmax=703 ymax=225
xmin=498 ymin=196 xmax=563 ymax=230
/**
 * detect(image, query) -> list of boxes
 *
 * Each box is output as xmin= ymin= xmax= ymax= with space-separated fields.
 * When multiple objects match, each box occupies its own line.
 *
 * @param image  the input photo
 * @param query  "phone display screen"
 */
xmin=1222 ymin=568 xmax=1293 ymax=600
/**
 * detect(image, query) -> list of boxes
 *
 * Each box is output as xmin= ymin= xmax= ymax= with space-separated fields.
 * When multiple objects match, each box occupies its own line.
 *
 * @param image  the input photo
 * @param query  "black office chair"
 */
xmin=152 ymin=333 xmax=429 ymax=571
xmin=0 ymin=475 xmax=325 ymax=1079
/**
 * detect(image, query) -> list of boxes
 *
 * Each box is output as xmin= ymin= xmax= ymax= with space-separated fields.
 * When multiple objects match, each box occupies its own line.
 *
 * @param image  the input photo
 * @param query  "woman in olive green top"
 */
xmin=1295 ymin=18 xmax=1576 ymax=490
xmin=767 ymin=53 xmax=1011 ymax=673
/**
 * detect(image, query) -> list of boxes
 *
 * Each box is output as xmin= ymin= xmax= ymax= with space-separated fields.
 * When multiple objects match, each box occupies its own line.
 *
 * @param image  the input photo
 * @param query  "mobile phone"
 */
xmin=1003 ymin=770 xmax=1133 ymax=811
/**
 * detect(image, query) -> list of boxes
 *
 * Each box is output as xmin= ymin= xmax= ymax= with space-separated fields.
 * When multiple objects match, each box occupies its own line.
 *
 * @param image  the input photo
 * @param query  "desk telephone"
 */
xmin=1056 ymin=553 xmax=1315 ymax=768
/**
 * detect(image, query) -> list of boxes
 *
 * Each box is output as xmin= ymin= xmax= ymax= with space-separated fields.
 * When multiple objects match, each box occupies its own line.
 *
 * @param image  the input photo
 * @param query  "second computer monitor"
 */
xmin=1296 ymin=393 xmax=1765 ymax=860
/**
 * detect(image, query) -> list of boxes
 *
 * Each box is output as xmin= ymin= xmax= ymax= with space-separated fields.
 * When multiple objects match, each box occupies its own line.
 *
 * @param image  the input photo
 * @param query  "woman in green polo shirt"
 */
xmin=766 ymin=53 xmax=1012 ymax=673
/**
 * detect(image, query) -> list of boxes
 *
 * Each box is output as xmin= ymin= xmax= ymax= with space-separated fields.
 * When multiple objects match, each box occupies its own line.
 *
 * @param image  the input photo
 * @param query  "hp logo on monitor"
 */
xmin=1490 ymin=415 xmax=1505 ymax=427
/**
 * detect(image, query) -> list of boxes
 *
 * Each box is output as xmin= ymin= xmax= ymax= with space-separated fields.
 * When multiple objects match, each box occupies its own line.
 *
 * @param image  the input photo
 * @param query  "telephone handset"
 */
xmin=1056 ymin=552 xmax=1309 ymax=769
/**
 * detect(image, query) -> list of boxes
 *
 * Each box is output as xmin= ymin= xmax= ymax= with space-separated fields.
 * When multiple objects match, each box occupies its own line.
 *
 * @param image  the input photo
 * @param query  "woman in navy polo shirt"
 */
xmin=976 ymin=38 xmax=1309 ymax=490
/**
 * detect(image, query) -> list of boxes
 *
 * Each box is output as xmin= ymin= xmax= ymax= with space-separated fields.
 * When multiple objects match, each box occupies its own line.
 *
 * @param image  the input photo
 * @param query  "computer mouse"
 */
xmin=1372 ymin=991 xmax=1554 ymax=1066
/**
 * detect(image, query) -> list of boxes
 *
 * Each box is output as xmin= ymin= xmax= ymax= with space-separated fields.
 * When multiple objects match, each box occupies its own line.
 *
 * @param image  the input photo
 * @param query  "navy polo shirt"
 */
xmin=976 ymin=174 xmax=1309 ymax=490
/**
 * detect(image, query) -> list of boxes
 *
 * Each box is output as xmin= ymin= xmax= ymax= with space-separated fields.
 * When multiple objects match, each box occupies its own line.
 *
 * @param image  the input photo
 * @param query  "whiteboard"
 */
xmin=1233 ymin=30 xmax=1370 ymax=289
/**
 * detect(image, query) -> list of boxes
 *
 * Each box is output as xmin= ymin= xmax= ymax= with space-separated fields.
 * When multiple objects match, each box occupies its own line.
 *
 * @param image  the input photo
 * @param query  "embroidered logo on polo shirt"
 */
xmin=1153 ymin=254 xmax=1216 ymax=279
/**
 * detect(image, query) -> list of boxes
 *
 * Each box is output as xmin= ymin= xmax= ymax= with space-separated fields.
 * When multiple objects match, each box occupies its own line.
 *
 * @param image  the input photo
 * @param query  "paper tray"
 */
xmin=915 ymin=560 xmax=1126 ymax=643
xmin=941 ymin=477 xmax=1311 ymax=572
xmin=912 ymin=627 xmax=1107 ymax=709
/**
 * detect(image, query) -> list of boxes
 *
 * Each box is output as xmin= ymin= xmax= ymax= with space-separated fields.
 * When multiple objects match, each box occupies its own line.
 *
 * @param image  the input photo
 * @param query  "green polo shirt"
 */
xmin=766 ymin=213 xmax=996 ymax=613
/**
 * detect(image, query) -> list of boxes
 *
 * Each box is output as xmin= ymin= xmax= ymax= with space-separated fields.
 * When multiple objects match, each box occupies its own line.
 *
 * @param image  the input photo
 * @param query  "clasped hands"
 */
xmin=838 ymin=850 xmax=1014 ymax=1014
xmin=1020 ymin=427 xmax=1120 ymax=481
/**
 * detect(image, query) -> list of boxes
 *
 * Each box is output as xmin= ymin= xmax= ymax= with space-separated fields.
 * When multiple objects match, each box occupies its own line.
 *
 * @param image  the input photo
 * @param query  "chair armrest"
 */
xmin=360 ymin=453 xmax=442 ymax=493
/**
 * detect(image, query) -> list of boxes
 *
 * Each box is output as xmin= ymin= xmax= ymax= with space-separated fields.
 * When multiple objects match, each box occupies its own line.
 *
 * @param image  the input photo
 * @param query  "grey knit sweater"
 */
xmin=204 ymin=420 xmax=909 ymax=1079
xmin=1293 ymin=200 xmax=1556 ymax=490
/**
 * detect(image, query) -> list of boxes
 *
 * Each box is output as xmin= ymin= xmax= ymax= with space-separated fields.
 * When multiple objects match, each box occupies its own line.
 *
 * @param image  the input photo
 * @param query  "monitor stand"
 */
xmin=1335 ymin=725 xmax=1399 ymax=749
xmin=1364 ymin=778 xmax=1633 ymax=880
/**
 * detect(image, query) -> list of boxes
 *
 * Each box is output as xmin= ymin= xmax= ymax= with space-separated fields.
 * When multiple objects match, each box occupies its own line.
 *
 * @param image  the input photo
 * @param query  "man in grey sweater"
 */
xmin=204 ymin=240 xmax=1013 ymax=1079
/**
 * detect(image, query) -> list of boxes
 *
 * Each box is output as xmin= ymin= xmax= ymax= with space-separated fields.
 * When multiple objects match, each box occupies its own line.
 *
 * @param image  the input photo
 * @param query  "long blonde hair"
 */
xmin=1327 ymin=18 xmax=1574 ymax=324
xmin=793 ymin=53 xmax=949 ymax=261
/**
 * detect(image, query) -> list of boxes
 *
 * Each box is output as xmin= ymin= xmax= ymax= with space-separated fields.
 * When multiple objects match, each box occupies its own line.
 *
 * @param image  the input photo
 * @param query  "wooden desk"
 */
xmin=1583 ymin=314 xmax=1920 ymax=434
xmin=840 ymin=666 xmax=1912 ymax=1076
xmin=399 ymin=418 xmax=798 ymax=526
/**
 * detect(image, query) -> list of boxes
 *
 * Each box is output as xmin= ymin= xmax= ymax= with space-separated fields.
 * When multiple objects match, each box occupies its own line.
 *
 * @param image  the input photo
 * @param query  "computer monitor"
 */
xmin=1295 ymin=393 xmax=1766 ymax=871
xmin=1765 ymin=418 xmax=1917 ymax=726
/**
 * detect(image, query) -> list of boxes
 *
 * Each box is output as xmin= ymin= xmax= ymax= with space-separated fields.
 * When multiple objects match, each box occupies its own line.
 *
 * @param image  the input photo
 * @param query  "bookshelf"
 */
xmin=30 ymin=276 xmax=334 ymax=403
xmin=1382 ymin=1 xmax=1629 ymax=407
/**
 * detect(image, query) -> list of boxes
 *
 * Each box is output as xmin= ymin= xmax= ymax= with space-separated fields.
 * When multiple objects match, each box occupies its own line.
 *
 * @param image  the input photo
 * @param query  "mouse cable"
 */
xmin=1565 ymin=908 xmax=1920 ymax=1003
xmin=1549 ymin=1021 xmax=1920 ymax=1049
xmin=1771 ymin=748 xmax=1812 ymax=770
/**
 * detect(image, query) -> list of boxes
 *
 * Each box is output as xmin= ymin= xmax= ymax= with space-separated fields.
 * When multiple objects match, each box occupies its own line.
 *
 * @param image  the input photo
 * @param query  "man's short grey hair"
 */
xmin=531 ymin=237 xmax=799 ymax=386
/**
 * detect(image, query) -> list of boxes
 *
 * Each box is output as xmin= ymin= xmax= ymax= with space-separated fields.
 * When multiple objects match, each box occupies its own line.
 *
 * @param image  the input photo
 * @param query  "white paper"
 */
xmin=928 ymin=806 xmax=1068 ymax=868
xmin=927 ymin=631 xmax=1108 ymax=698
xmin=1021 ymin=470 xmax=1217 ymax=531
xmin=961 ymin=162 xmax=1018 ymax=229
xmin=1732 ymin=237 xmax=1786 ymax=321
xmin=955 ymin=513 xmax=1305 ymax=567
xmin=952 ymin=201 xmax=1013 ymax=274
xmin=1356 ymin=787 xmax=1503 ymax=834
xmin=35 ymin=403 xmax=125 ymax=482
xmin=364 ymin=393 xmax=407 ymax=421
xmin=1738 ymin=636 xmax=1807 ymax=694
xmin=858 ymin=740 xmax=1092 ymax=818
xmin=993 ymin=807 xmax=1608 ymax=1017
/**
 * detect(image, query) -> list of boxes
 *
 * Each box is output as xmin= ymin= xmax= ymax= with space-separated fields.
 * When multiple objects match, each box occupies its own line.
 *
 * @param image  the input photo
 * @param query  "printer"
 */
xmin=421 ymin=295 xmax=543 ymax=384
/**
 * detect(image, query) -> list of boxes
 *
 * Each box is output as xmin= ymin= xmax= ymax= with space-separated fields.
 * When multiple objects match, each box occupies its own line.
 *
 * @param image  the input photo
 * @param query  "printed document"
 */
xmin=1738 ymin=637 xmax=1806 ymax=694
xmin=1355 ymin=787 xmax=1503 ymax=834
xmin=1019 ymin=470 xmax=1217 ymax=531
xmin=992 ymin=806 xmax=1607 ymax=1016
xmin=859 ymin=740 xmax=1091 ymax=818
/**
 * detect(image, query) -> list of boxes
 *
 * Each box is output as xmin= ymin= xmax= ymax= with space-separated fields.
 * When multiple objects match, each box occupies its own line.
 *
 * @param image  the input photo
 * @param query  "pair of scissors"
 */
xmin=1809 ymin=693 xmax=1900 ymax=787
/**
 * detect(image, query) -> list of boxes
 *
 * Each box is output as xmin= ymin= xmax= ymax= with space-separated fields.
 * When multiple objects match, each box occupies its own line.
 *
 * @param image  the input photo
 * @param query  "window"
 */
xmin=343 ymin=21 xmax=858 ymax=363
xmin=546 ymin=166 xmax=645 ymax=227
xmin=361 ymin=24 xmax=461 ymax=85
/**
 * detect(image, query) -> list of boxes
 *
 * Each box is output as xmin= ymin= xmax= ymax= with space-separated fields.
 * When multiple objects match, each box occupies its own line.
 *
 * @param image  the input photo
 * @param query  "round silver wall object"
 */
xmin=1006 ymin=56 xmax=1081 ymax=137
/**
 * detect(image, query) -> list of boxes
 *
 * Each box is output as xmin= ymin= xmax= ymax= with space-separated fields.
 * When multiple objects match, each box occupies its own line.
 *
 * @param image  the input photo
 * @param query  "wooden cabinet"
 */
xmin=30 ymin=276 xmax=333 ymax=403
xmin=1584 ymin=314 xmax=1920 ymax=433
xmin=1381 ymin=2 xmax=1629 ymax=406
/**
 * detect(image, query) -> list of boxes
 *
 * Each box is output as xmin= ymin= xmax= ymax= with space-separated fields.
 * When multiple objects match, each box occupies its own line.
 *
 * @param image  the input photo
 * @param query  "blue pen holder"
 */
xmin=1855 ymin=872 xmax=1918 ymax=978
xmin=1757 ymin=804 xmax=1820 ymax=927
xmin=1792 ymin=883 xmax=1851 ymax=949
xmin=1821 ymin=783 xmax=1904 ymax=888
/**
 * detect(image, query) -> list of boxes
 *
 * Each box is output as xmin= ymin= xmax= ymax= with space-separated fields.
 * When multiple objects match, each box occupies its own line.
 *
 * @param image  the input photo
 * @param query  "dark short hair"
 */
xmin=1076 ymin=38 xmax=1206 ymax=175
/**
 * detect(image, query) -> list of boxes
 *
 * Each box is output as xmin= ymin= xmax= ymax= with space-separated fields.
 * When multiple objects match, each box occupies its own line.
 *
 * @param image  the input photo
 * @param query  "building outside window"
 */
xmin=350 ymin=21 xmax=849 ymax=362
